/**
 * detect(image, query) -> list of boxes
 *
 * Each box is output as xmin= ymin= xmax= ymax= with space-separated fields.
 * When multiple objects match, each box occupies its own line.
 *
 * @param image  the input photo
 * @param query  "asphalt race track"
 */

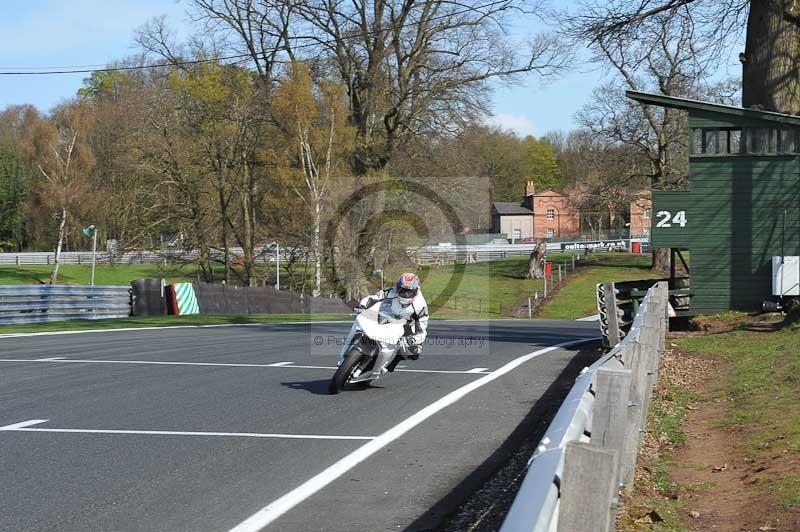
xmin=0 ymin=319 xmax=598 ymax=532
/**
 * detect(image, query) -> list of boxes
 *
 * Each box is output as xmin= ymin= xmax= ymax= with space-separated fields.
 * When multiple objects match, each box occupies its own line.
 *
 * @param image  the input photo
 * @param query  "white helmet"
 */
xmin=395 ymin=272 xmax=420 ymax=306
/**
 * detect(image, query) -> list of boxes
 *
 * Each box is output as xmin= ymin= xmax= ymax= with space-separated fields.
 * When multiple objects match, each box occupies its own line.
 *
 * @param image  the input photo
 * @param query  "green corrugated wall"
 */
xmin=654 ymin=153 xmax=800 ymax=313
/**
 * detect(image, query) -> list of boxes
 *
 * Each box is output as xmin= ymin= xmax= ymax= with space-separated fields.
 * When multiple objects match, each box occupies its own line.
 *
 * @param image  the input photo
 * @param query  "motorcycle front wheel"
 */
xmin=329 ymin=351 xmax=369 ymax=394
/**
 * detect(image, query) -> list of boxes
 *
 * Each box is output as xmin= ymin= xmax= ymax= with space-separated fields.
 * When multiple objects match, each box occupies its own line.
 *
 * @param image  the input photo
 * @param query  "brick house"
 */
xmin=629 ymin=190 xmax=653 ymax=238
xmin=530 ymin=188 xmax=580 ymax=239
xmin=492 ymin=181 xmax=580 ymax=240
xmin=493 ymin=181 xmax=651 ymax=241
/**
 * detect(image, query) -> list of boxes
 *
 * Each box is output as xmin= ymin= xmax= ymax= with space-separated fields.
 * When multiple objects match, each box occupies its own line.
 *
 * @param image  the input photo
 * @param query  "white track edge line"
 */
xmin=0 ymin=317 xmax=581 ymax=339
xmin=0 ymin=419 xmax=49 ymax=431
xmin=0 ymin=321 xmax=352 ymax=339
xmin=0 ymin=423 xmax=373 ymax=440
xmin=227 ymin=337 xmax=599 ymax=532
xmin=0 ymin=358 xmax=490 ymax=375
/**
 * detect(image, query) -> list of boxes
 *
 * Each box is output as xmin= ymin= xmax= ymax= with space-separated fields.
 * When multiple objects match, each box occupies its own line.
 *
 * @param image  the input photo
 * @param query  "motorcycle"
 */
xmin=329 ymin=299 xmax=409 ymax=394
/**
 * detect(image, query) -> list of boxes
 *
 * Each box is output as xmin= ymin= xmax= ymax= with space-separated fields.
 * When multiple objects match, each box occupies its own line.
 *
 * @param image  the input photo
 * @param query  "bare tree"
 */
xmin=564 ymin=0 xmax=800 ymax=114
xmin=293 ymin=0 xmax=567 ymax=173
xmin=565 ymin=11 xmax=701 ymax=270
xmin=169 ymin=0 xmax=568 ymax=175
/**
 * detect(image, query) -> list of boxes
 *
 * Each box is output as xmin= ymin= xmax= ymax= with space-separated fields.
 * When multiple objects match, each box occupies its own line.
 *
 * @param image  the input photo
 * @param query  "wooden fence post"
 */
xmin=620 ymin=340 xmax=647 ymax=488
xmin=558 ymin=442 xmax=619 ymax=532
xmin=593 ymin=367 xmax=633 ymax=495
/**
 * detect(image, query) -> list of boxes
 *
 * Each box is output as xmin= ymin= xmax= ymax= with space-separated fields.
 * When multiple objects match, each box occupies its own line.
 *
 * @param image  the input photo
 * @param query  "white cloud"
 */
xmin=486 ymin=113 xmax=537 ymax=138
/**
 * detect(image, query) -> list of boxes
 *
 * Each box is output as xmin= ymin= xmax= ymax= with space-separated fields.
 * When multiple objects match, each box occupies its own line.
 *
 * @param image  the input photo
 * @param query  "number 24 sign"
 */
xmin=655 ymin=210 xmax=687 ymax=228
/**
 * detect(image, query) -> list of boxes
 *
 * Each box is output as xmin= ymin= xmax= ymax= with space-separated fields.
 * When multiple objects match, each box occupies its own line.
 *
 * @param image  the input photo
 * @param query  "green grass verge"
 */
xmin=0 ymin=264 xmax=204 ymax=286
xmin=678 ymin=318 xmax=800 ymax=509
xmin=0 ymin=313 xmax=350 ymax=335
xmin=536 ymin=254 xmax=653 ymax=320
xmin=620 ymin=378 xmax=695 ymax=531
xmin=385 ymin=252 xmax=588 ymax=319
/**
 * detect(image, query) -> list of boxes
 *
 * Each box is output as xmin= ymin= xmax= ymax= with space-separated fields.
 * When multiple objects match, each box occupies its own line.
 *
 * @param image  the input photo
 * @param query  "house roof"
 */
xmin=626 ymin=91 xmax=800 ymax=126
xmin=493 ymin=202 xmax=534 ymax=215
xmin=533 ymin=190 xmax=564 ymax=197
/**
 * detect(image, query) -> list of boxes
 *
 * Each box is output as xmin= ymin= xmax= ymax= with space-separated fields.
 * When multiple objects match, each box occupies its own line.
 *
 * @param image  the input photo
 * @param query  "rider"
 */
xmin=339 ymin=272 xmax=429 ymax=371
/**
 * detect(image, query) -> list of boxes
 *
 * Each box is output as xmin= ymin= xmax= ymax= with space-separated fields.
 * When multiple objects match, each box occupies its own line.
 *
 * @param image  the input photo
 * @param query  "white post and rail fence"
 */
xmin=501 ymin=281 xmax=669 ymax=532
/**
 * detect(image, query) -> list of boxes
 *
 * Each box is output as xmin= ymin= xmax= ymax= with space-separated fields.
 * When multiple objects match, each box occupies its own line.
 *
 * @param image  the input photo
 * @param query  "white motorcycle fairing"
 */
xmin=343 ymin=300 xmax=406 ymax=384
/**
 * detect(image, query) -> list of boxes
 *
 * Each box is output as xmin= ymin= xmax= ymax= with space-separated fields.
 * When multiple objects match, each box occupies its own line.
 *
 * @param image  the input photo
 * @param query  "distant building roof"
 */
xmin=533 ymin=190 xmax=565 ymax=197
xmin=493 ymin=202 xmax=534 ymax=215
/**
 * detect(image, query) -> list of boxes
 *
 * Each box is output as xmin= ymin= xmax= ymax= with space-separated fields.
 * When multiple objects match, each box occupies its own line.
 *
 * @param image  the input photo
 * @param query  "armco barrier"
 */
xmin=501 ymin=282 xmax=668 ymax=532
xmin=0 ymin=285 xmax=132 ymax=325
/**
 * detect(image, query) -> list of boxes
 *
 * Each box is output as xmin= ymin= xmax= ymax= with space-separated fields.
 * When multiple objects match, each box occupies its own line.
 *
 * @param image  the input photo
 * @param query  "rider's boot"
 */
xmin=407 ymin=345 xmax=421 ymax=361
xmin=386 ymin=354 xmax=404 ymax=373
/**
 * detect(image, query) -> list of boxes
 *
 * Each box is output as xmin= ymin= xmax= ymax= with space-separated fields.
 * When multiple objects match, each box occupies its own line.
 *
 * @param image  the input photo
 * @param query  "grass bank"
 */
xmin=390 ymin=252 xmax=593 ymax=319
xmin=621 ymin=312 xmax=800 ymax=530
xmin=536 ymin=253 xmax=653 ymax=320
xmin=679 ymin=314 xmax=800 ymax=513
xmin=0 ymin=264 xmax=203 ymax=286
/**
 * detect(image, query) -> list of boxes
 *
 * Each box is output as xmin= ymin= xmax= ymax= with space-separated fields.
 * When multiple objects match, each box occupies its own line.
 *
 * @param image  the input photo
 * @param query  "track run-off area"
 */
xmin=0 ymin=319 xmax=598 ymax=532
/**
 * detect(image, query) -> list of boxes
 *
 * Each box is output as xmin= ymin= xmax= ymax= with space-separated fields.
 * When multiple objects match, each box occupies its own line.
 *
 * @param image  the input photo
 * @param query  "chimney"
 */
xmin=526 ymin=181 xmax=536 ymax=198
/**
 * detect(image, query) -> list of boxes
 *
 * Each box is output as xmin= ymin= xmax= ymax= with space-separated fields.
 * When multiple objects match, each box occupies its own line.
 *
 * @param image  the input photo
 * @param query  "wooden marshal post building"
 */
xmin=628 ymin=91 xmax=800 ymax=315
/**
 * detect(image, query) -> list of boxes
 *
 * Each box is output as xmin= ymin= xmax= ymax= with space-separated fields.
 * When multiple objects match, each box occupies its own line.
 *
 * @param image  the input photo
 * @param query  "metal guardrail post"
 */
xmin=558 ymin=442 xmax=619 ymax=532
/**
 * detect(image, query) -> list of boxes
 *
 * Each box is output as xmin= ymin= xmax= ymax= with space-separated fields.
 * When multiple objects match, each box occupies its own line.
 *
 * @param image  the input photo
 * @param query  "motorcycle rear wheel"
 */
xmin=329 ymin=351 xmax=368 ymax=394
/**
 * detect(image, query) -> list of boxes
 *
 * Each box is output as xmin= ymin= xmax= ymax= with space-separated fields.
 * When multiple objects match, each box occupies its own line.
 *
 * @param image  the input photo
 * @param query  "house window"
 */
xmin=513 ymin=228 xmax=522 ymax=240
xmin=547 ymin=228 xmax=555 ymax=238
xmin=643 ymin=207 xmax=652 ymax=219
xmin=546 ymin=208 xmax=555 ymax=221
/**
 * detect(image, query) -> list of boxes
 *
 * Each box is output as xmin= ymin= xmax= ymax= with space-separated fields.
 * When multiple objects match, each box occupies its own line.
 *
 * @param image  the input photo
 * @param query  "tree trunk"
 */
xmin=527 ymin=241 xmax=547 ymax=279
xmin=742 ymin=0 xmax=800 ymax=113
xmin=242 ymin=187 xmax=254 ymax=287
xmin=242 ymin=157 xmax=256 ymax=287
xmin=50 ymin=206 xmax=67 ymax=284
xmin=652 ymin=247 xmax=670 ymax=272
xmin=221 ymin=208 xmax=230 ymax=284
xmin=312 ymin=201 xmax=322 ymax=297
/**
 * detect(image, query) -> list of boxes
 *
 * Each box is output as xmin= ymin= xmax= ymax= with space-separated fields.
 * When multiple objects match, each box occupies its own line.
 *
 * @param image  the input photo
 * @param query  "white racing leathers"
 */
xmin=338 ymin=288 xmax=429 ymax=363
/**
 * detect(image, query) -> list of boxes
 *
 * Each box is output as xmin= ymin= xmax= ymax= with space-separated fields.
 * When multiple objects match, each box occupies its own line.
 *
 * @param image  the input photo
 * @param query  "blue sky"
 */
xmin=0 ymin=1 xmax=630 ymax=136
